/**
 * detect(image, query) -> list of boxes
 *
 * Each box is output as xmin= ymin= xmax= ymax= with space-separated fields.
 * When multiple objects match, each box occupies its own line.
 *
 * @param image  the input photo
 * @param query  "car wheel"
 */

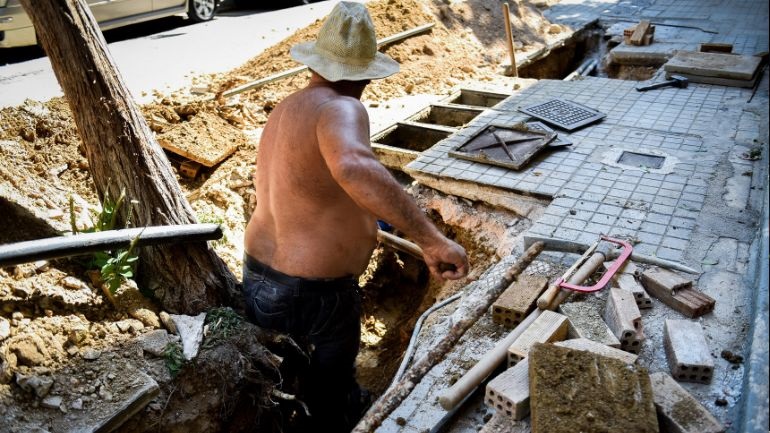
xmin=188 ymin=0 xmax=217 ymax=22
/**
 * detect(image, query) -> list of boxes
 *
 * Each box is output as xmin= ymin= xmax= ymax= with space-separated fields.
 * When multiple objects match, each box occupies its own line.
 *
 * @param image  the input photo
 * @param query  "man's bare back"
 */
xmin=244 ymin=78 xmax=377 ymax=278
xmin=245 ymin=73 xmax=468 ymax=280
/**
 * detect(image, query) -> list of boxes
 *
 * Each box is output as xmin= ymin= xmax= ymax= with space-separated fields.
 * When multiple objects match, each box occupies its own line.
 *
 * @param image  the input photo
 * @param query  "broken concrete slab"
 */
xmin=529 ymin=343 xmax=658 ymax=433
xmin=663 ymin=319 xmax=714 ymax=384
xmin=649 ymin=372 xmax=725 ymax=433
xmin=665 ymin=71 xmax=759 ymax=88
xmin=507 ymin=310 xmax=568 ymax=366
xmin=664 ymin=51 xmax=762 ymax=81
xmin=169 ymin=312 xmax=206 ymax=360
xmin=558 ymin=301 xmax=621 ymax=348
xmin=493 ymin=275 xmax=548 ymax=329
xmin=609 ymin=41 xmax=696 ymax=66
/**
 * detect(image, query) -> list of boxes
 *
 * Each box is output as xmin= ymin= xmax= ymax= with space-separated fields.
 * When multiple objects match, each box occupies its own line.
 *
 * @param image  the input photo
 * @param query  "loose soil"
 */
xmin=0 ymin=0 xmax=565 ymax=430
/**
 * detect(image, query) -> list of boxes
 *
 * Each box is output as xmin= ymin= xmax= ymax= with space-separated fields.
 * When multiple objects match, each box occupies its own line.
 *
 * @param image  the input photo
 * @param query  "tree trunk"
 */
xmin=20 ymin=0 xmax=237 ymax=314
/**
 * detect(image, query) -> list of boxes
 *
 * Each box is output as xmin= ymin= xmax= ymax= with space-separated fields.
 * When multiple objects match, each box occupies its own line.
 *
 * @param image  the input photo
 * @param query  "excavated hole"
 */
xmin=354 ymin=182 xmax=528 ymax=397
xmin=406 ymin=105 xmax=485 ymax=128
xmin=373 ymin=122 xmax=453 ymax=152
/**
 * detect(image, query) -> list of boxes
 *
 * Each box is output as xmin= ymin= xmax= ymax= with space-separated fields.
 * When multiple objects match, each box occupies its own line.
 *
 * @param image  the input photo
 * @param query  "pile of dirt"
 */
xmin=210 ymin=0 xmax=565 ymax=114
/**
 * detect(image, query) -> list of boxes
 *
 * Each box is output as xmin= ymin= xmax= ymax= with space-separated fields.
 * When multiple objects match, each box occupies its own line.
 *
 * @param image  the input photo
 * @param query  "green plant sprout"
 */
xmin=67 ymin=186 xmax=141 ymax=300
xmin=163 ymin=342 xmax=186 ymax=377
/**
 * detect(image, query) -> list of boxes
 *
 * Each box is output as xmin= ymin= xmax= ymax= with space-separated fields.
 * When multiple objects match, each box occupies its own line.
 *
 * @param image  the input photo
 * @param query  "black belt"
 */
xmin=244 ymin=254 xmax=357 ymax=292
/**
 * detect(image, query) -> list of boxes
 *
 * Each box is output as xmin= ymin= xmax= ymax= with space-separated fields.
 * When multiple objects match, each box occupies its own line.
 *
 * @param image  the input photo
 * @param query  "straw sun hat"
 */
xmin=290 ymin=2 xmax=400 ymax=82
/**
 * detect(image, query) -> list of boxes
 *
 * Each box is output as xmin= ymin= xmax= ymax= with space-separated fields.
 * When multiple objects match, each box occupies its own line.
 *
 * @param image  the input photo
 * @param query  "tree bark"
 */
xmin=20 ymin=0 xmax=237 ymax=313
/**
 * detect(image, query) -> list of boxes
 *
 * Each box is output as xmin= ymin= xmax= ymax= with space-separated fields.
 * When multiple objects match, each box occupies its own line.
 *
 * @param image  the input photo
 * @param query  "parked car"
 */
xmin=0 ymin=0 xmax=218 ymax=48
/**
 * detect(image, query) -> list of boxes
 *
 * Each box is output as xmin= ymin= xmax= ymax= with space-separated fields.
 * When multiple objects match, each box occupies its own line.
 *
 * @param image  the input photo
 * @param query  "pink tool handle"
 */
xmin=556 ymin=235 xmax=633 ymax=293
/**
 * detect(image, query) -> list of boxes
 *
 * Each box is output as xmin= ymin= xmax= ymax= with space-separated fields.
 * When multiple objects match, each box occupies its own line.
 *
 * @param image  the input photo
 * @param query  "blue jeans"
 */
xmin=242 ymin=255 xmax=363 ymax=433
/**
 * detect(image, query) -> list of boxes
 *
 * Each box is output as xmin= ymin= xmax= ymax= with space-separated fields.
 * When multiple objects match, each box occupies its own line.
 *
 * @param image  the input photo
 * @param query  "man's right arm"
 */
xmin=316 ymin=98 xmax=468 ymax=280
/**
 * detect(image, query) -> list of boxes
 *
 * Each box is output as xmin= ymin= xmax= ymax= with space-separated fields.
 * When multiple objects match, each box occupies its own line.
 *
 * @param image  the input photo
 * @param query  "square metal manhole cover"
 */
xmin=617 ymin=151 xmax=665 ymax=169
xmin=519 ymin=98 xmax=606 ymax=131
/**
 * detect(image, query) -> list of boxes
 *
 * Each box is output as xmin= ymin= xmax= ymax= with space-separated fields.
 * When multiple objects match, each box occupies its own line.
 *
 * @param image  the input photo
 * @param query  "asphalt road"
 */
xmin=0 ymin=2 xmax=339 ymax=108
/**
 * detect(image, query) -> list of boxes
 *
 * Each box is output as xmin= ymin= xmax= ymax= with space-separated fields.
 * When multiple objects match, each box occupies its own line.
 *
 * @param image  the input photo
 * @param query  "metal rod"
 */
xmin=220 ymin=23 xmax=435 ymax=99
xmin=0 ymin=224 xmax=223 ymax=267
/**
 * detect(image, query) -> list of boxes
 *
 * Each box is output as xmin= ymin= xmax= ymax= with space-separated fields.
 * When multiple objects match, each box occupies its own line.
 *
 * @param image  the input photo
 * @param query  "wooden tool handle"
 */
xmin=537 ymin=282 xmax=561 ymax=309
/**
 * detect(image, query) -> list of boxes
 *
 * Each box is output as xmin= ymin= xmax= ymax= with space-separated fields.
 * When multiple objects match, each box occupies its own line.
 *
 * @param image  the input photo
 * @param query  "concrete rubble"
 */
xmin=169 ymin=312 xmax=206 ymax=361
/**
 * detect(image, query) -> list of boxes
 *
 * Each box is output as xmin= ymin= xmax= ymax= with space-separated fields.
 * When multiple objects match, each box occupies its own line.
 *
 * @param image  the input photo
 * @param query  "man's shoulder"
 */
xmin=317 ymin=94 xmax=365 ymax=112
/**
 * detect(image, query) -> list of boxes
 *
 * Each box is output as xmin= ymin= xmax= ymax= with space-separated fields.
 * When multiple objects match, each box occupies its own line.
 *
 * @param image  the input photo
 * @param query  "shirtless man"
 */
xmin=243 ymin=3 xmax=468 ymax=431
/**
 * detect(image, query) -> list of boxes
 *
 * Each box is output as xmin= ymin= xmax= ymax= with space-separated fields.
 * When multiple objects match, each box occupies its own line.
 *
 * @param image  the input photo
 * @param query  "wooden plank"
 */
xmin=641 ymin=267 xmax=715 ymax=318
xmin=630 ymin=20 xmax=651 ymax=45
xmin=663 ymin=51 xmax=761 ymax=80
xmin=507 ymin=310 xmax=568 ymax=366
xmin=493 ymin=275 xmax=548 ymax=328
xmin=649 ymin=372 xmax=725 ymax=433
xmin=664 ymin=319 xmax=714 ymax=383
xmin=156 ymin=112 xmax=239 ymax=167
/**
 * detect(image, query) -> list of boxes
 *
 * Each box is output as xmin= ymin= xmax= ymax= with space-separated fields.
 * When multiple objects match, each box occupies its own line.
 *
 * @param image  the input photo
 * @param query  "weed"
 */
xmin=100 ymin=231 xmax=142 ymax=295
xmin=163 ymin=342 xmax=186 ymax=377
xmin=203 ymin=307 xmax=243 ymax=348
xmin=67 ymin=186 xmax=141 ymax=300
